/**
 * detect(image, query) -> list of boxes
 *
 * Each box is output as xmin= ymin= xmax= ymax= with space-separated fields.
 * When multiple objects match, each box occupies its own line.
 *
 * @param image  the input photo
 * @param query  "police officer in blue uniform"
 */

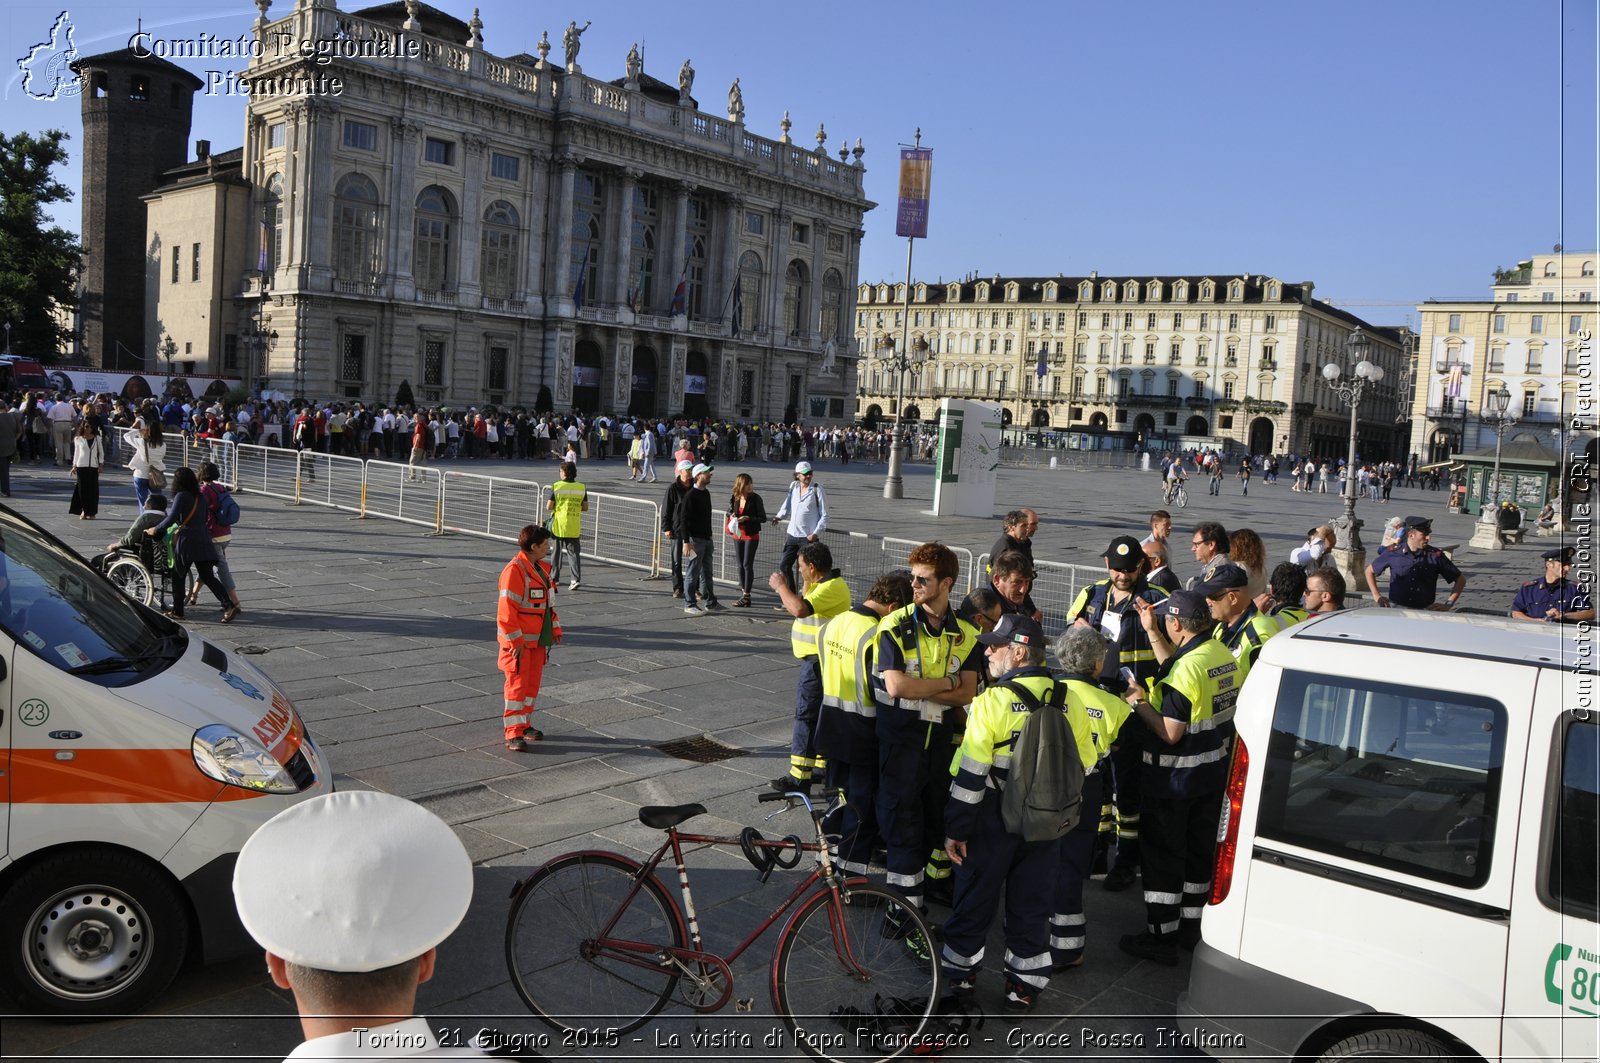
xmin=1511 ymin=546 xmax=1594 ymax=622
xmin=1364 ymin=515 xmax=1467 ymax=609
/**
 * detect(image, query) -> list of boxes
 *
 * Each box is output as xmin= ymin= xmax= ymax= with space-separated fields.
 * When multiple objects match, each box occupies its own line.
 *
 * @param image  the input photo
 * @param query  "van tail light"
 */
xmin=1211 ymin=737 xmax=1249 ymax=904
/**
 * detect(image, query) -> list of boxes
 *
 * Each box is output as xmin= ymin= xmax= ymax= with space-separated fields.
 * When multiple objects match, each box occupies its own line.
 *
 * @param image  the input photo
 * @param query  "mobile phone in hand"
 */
xmin=1118 ymin=666 xmax=1136 ymax=687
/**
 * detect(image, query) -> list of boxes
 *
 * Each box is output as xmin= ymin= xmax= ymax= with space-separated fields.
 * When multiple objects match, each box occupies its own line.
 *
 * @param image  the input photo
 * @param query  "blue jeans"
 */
xmin=684 ymin=537 xmax=715 ymax=606
xmin=133 ymin=475 xmax=152 ymax=510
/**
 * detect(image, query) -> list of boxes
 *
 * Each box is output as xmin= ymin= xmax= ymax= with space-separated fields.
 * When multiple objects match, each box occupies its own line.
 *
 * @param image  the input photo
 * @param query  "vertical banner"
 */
xmin=895 ymin=147 xmax=933 ymax=239
xmin=932 ymin=398 xmax=1003 ymax=517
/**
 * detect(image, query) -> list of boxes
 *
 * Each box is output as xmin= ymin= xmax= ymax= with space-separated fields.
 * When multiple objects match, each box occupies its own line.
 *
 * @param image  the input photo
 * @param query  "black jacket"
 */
xmin=674 ymin=485 xmax=713 ymax=540
xmin=662 ymin=477 xmax=692 ymax=533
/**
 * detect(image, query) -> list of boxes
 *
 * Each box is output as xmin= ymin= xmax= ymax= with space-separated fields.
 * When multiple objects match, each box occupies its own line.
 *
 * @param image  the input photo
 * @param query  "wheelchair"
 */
xmin=91 ymin=537 xmax=173 ymax=610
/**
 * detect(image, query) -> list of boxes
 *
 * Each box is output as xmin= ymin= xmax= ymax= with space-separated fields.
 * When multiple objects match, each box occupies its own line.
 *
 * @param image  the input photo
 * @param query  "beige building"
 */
xmin=854 ymin=273 xmax=1410 ymax=457
xmin=142 ymin=145 xmax=252 ymax=379
xmin=1409 ymin=250 xmax=1597 ymax=464
xmin=147 ymin=0 xmax=870 ymax=418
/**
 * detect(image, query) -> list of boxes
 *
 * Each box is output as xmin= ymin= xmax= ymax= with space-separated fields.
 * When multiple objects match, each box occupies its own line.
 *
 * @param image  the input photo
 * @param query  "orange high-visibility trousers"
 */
xmin=501 ymin=645 xmax=549 ymax=740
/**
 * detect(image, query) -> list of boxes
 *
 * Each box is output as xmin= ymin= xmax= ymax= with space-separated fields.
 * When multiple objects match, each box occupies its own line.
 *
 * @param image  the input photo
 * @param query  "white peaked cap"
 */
xmin=232 ymin=791 xmax=473 ymax=972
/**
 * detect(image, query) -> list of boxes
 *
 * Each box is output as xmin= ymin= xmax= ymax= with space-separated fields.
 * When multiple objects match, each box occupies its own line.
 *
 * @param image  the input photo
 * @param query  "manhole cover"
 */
xmin=654 ymin=736 xmax=747 ymax=764
xmin=235 ymin=645 xmax=271 ymax=655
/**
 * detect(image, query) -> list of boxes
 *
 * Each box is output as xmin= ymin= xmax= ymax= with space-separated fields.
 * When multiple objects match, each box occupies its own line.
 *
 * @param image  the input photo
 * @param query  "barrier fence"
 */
xmin=975 ymin=553 xmax=1107 ymax=639
xmin=441 ymin=470 xmax=545 ymax=541
xmin=362 ymin=460 xmax=447 ymax=532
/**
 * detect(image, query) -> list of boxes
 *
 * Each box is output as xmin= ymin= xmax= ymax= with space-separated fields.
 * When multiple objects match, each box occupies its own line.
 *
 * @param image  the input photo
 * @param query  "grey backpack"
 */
xmin=999 ymin=680 xmax=1085 ymax=843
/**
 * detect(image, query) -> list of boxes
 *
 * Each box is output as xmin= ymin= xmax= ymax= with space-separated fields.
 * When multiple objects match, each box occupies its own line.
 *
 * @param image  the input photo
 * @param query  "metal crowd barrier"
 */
xmin=577 ymin=490 xmax=663 ymax=576
xmin=883 ymin=536 xmax=976 ymax=597
xmin=820 ymin=529 xmax=886 ymax=603
xmin=293 ymin=451 xmax=368 ymax=514
xmin=363 ymin=460 xmax=446 ymax=533
xmin=440 ymin=470 xmax=544 ymax=541
xmin=709 ymin=509 xmax=783 ymax=591
xmin=234 ymin=443 xmax=307 ymax=504
xmin=975 ymin=551 xmax=1106 ymax=638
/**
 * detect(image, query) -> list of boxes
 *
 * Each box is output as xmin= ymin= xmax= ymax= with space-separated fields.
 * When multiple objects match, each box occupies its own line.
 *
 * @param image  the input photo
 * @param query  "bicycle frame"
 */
xmin=574 ymin=807 xmax=876 ymax=1013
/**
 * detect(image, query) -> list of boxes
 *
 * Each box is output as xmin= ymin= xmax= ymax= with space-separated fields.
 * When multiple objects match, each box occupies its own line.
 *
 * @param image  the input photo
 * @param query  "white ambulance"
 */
xmin=0 ymin=505 xmax=330 ymax=1014
xmin=1179 ymin=609 xmax=1597 ymax=1061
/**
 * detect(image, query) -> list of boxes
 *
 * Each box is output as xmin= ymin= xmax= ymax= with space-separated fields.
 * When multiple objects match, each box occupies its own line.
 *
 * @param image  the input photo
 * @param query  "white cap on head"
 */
xmin=232 ymin=791 xmax=472 ymax=972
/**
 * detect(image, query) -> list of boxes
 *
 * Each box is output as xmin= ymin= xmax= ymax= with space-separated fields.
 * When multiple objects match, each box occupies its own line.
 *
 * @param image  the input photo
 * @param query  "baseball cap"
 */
xmin=1195 ymin=563 xmax=1250 ymax=596
xmin=675 ymin=459 xmax=695 ymax=472
xmin=232 ymin=792 xmax=472 ymax=973
xmin=1101 ymin=535 xmax=1145 ymax=571
xmin=1543 ymin=545 xmax=1576 ymax=563
xmin=1403 ymin=515 xmax=1433 ymax=533
xmin=692 ymin=463 xmax=714 ymax=477
xmin=794 ymin=461 xmax=813 ymax=475
xmin=1156 ymin=590 xmax=1211 ymax=621
xmin=975 ymin=612 xmax=1046 ymax=647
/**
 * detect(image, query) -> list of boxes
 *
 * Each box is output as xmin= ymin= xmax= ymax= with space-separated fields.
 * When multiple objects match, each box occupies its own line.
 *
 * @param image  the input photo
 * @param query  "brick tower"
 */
xmin=72 ymin=48 xmax=202 ymax=370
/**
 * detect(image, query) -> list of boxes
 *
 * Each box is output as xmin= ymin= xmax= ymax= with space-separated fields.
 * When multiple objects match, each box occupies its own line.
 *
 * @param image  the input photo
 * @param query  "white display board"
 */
xmin=931 ymin=398 xmax=1003 ymax=517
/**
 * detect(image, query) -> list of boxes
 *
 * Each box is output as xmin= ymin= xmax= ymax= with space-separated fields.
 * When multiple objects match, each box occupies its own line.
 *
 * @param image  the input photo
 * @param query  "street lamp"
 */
xmin=1470 ymin=386 xmax=1519 ymax=550
xmin=1321 ymin=327 xmax=1384 ymax=580
xmin=2 ymin=320 xmax=12 ymax=356
xmin=880 ymin=332 xmax=930 ymax=499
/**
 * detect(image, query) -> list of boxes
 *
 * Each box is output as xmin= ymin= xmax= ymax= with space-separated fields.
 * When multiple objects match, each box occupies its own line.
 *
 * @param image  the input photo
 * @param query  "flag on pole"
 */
xmin=730 ymin=277 xmax=743 ymax=337
xmin=1446 ymin=363 xmax=1462 ymax=398
xmin=627 ymin=261 xmax=646 ymax=313
xmin=670 ymin=271 xmax=688 ymax=317
xmin=1035 ymin=342 xmax=1048 ymax=379
xmin=572 ymin=247 xmax=591 ymax=310
xmin=258 ymin=217 xmax=269 ymax=273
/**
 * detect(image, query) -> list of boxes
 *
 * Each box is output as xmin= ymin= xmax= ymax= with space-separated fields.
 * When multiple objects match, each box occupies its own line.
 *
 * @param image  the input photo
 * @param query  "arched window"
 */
xmin=1583 ymin=261 xmax=1595 ymax=277
xmin=821 ymin=268 xmax=844 ymax=343
xmin=333 ymin=173 xmax=381 ymax=286
xmin=413 ymin=185 xmax=456 ymax=292
xmin=480 ymin=199 xmax=519 ymax=301
xmin=572 ymin=170 xmax=604 ymax=303
xmin=1544 ymin=261 xmax=1558 ymax=277
xmin=784 ymin=259 xmax=810 ymax=338
xmin=264 ymin=173 xmax=284 ymax=271
xmin=630 ymin=226 xmax=655 ymax=311
xmin=739 ymin=250 xmax=764 ymax=332
xmin=688 ymin=236 xmax=707 ymax=318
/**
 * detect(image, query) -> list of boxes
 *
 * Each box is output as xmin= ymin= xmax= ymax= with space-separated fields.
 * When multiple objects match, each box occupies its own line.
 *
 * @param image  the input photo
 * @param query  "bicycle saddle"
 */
xmin=638 ymin=803 xmax=707 ymax=829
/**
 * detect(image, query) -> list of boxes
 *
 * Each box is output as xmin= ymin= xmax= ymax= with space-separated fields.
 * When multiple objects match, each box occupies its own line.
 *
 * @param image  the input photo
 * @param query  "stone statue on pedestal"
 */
xmin=727 ymin=78 xmax=745 ymax=122
xmin=626 ymin=43 xmax=642 ymax=82
xmin=679 ymin=59 xmax=695 ymax=97
xmin=563 ymin=20 xmax=590 ymax=70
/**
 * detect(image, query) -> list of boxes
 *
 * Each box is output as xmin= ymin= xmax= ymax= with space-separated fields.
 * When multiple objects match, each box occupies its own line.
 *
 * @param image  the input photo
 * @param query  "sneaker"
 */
xmin=526 ymin=728 xmax=544 ymax=741
xmin=769 ymin=774 xmax=810 ymax=793
xmin=945 ymin=974 xmax=977 ymax=999
xmin=1118 ymin=931 xmax=1180 ymax=966
xmin=672 ymin=587 xmax=684 ymax=599
xmin=706 ymin=600 xmax=726 ymax=611
xmin=569 ymin=579 xmax=581 ymax=590
xmin=505 ymin=737 xmax=529 ymax=752
xmin=901 ymin=927 xmax=933 ymax=963
xmin=1002 ymin=980 xmax=1036 ymax=1013
xmin=1052 ymin=954 xmax=1085 ymax=972
xmin=684 ymin=604 xmax=707 ymax=616
xmin=1102 ymin=862 xmax=1138 ymax=892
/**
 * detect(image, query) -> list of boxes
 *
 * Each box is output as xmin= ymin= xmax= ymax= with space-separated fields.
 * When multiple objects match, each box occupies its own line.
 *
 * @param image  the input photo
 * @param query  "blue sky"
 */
xmin=3 ymin=0 xmax=1596 ymax=324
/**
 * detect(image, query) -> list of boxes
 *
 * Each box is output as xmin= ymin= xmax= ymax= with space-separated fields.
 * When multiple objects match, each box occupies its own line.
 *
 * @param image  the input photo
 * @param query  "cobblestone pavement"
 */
xmin=0 ymin=453 xmax=1568 ymax=1061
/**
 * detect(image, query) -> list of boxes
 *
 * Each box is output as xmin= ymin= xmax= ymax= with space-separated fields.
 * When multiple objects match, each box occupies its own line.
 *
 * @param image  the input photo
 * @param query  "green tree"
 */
xmin=0 ymin=129 xmax=82 ymax=360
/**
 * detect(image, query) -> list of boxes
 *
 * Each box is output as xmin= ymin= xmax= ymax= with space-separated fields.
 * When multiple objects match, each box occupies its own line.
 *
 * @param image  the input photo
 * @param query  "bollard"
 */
xmin=1050 ymin=456 xmax=1058 ymax=469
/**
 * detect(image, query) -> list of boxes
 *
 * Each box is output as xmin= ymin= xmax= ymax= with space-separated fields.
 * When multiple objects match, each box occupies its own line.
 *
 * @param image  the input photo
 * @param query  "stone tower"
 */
xmin=71 ymin=48 xmax=202 ymax=370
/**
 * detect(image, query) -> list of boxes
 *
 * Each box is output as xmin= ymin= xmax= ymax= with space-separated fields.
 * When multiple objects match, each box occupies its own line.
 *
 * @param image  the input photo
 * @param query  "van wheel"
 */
xmin=0 ymin=850 xmax=189 ymax=1015
xmin=1322 ymin=1029 xmax=1461 ymax=1061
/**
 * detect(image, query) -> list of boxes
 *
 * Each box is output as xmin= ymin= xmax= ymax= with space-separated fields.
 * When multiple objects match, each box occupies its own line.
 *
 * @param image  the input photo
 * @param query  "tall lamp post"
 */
xmin=1321 ymin=327 xmax=1384 ymax=582
xmin=880 ymin=333 xmax=929 ymax=498
xmin=1469 ymin=386 xmax=1518 ymax=550
xmin=2 ymin=320 xmax=12 ymax=356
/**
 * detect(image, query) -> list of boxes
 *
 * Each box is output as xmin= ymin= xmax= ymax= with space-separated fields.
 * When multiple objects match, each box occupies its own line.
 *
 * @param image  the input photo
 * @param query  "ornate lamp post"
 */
xmin=2 ymin=320 xmax=12 ymax=356
xmin=880 ymin=332 xmax=930 ymax=499
xmin=1321 ymin=327 xmax=1385 ymax=581
xmin=1469 ymin=386 xmax=1519 ymax=550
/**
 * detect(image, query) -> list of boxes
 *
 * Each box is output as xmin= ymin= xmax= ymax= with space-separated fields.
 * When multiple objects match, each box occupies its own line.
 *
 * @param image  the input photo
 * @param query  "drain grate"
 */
xmin=654 ymin=736 xmax=748 ymax=764
xmin=235 ymin=645 xmax=271 ymax=655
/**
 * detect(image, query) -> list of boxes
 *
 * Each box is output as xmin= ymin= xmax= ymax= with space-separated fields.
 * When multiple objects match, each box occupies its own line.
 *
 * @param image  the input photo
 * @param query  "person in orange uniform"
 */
xmin=498 ymin=524 xmax=562 ymax=751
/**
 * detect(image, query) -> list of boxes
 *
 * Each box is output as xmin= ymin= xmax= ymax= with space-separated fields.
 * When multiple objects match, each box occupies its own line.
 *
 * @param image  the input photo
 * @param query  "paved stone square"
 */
xmin=0 ymin=453 xmax=1565 ymax=1061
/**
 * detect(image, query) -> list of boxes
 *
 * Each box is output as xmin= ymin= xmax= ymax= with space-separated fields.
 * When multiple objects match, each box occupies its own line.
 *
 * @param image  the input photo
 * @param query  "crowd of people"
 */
xmin=1158 ymin=448 xmax=1437 ymax=501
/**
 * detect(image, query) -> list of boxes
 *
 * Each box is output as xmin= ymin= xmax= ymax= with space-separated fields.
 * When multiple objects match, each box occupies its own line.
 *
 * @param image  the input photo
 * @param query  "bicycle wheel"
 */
xmin=772 ymin=884 xmax=940 ymax=1063
xmin=1177 ymin=485 xmax=1188 ymax=508
xmin=506 ymin=852 xmax=686 ymax=1036
xmin=103 ymin=556 xmax=153 ymax=606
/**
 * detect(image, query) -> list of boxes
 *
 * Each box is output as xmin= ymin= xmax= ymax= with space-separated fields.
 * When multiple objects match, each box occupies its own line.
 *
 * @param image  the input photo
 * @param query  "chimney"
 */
xmin=195 ymin=139 xmax=210 ymax=161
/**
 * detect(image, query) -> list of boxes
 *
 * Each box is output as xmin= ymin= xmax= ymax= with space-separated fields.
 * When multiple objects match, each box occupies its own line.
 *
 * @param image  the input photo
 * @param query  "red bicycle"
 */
xmin=505 ymin=789 xmax=941 ymax=1062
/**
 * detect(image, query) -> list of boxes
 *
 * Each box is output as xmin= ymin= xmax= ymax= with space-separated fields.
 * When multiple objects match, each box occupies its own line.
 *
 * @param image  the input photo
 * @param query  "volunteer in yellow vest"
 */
xmin=546 ymin=461 xmax=588 ymax=590
xmin=875 ymin=541 xmax=982 ymax=914
xmin=1122 ymin=589 xmax=1240 ymax=966
xmin=768 ymin=541 xmax=851 ymax=792
xmin=1049 ymin=625 xmax=1134 ymax=971
xmin=1066 ymin=534 xmax=1169 ymax=895
xmin=497 ymin=525 xmax=563 ymax=752
xmin=816 ymin=572 xmax=913 ymax=874
xmin=1258 ymin=561 xmax=1311 ymax=629
xmin=941 ymin=613 xmax=1089 ymax=1013
xmin=1194 ymin=562 xmax=1281 ymax=682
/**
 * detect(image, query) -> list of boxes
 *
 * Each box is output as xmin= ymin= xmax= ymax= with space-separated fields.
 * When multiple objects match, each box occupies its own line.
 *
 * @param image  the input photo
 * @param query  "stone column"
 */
xmin=387 ymin=118 xmax=423 ymax=301
xmin=299 ymin=97 xmax=337 ymax=292
xmin=456 ymin=134 xmax=486 ymax=302
xmin=521 ymin=149 xmax=547 ymax=309
xmin=612 ymin=168 xmax=639 ymax=312
xmin=718 ymin=194 xmax=742 ymax=329
xmin=669 ymin=181 xmax=691 ymax=311
xmin=668 ymin=337 xmax=687 ymax=413
xmin=279 ymin=100 xmax=306 ymax=289
xmin=806 ymin=220 xmax=823 ymax=345
xmin=770 ymin=207 xmax=791 ymax=340
xmin=552 ymin=155 xmax=577 ymax=312
xmin=614 ymin=334 xmax=633 ymax=412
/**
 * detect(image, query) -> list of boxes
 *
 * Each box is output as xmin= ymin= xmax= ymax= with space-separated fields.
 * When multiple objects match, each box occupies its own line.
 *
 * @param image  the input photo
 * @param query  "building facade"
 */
xmin=854 ymin=273 xmax=1410 ymax=458
xmin=1408 ymin=251 xmax=1597 ymax=465
xmin=200 ymin=0 xmax=870 ymax=418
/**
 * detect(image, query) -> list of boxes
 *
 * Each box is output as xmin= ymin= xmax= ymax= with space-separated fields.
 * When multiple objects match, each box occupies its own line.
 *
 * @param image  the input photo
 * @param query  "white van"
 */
xmin=0 ymin=505 xmax=331 ymax=1014
xmin=1179 ymin=609 xmax=1597 ymax=1062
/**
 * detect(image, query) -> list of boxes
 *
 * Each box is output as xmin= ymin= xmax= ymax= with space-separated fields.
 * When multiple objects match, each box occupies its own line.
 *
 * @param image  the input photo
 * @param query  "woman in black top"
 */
xmin=727 ymin=473 xmax=767 ymax=607
xmin=146 ymin=466 xmax=237 ymax=622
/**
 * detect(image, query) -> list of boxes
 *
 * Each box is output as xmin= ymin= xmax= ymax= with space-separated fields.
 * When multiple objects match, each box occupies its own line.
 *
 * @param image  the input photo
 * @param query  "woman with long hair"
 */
xmin=191 ymin=461 xmax=243 ymax=615
xmin=1228 ymin=527 xmax=1270 ymax=600
xmin=146 ymin=465 xmax=237 ymax=622
xmin=67 ymin=418 xmax=104 ymax=519
xmin=124 ymin=416 xmax=167 ymax=510
xmin=727 ymin=472 xmax=766 ymax=607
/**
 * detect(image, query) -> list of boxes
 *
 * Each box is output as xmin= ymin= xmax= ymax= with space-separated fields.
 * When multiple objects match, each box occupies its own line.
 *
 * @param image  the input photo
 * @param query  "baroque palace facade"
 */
xmin=854 ymin=273 xmax=1411 ymax=458
xmin=149 ymin=0 xmax=871 ymax=417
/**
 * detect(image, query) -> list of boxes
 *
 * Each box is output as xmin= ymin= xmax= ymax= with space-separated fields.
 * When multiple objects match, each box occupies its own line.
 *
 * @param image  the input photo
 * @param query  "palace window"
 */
xmin=481 ymin=200 xmax=520 ymax=301
xmin=334 ymin=173 xmax=382 ymax=286
xmin=413 ymin=186 xmax=457 ymax=293
xmin=343 ymin=120 xmax=378 ymax=151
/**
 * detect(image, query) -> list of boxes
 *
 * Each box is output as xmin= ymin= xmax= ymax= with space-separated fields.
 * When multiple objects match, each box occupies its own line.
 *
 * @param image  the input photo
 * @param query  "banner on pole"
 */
xmin=895 ymin=147 xmax=933 ymax=238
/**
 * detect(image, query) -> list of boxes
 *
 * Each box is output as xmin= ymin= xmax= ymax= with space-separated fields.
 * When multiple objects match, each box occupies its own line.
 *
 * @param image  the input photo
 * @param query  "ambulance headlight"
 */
xmin=193 ymin=724 xmax=299 ymax=794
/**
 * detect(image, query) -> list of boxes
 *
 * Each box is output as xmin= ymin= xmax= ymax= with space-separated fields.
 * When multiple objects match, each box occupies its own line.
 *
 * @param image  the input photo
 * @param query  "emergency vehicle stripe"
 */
xmin=11 ymin=748 xmax=257 ymax=804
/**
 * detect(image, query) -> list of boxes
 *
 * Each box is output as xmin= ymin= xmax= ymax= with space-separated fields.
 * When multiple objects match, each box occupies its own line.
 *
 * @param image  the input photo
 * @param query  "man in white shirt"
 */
xmin=46 ymin=396 xmax=76 ymax=465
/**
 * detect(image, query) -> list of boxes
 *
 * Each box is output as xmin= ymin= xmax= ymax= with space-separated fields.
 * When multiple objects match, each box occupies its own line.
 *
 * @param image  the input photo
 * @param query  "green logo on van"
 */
xmin=18 ymin=699 xmax=48 ymax=726
xmin=1545 ymin=942 xmax=1600 ymax=1017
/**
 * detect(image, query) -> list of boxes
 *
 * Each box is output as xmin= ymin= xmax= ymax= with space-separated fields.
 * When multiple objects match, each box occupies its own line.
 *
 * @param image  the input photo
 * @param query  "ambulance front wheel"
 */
xmin=0 ymin=848 xmax=190 ymax=1015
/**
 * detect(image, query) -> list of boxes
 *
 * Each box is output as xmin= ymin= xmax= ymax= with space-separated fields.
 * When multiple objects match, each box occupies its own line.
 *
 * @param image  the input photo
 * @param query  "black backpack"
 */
xmin=998 ymin=680 xmax=1085 ymax=843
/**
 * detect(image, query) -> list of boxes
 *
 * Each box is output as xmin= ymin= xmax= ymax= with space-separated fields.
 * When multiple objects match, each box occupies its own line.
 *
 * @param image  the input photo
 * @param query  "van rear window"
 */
xmin=1257 ymin=672 xmax=1505 ymax=888
xmin=1549 ymin=719 xmax=1598 ymax=918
